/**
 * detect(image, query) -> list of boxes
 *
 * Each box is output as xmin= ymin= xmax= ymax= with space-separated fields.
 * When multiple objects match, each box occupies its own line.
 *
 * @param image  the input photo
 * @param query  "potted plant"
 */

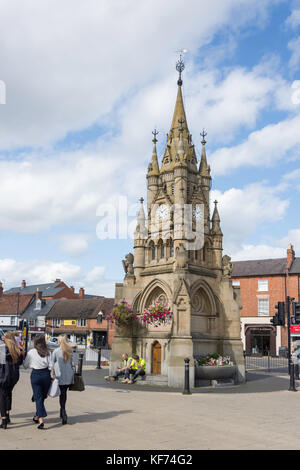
xmin=141 ymin=301 xmax=173 ymax=327
xmin=105 ymin=300 xmax=138 ymax=329
xmin=195 ymin=354 xmax=237 ymax=382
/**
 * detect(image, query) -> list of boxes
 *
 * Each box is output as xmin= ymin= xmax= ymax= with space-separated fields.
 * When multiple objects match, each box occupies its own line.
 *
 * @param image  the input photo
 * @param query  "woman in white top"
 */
xmin=51 ymin=335 xmax=75 ymax=425
xmin=23 ymin=334 xmax=52 ymax=429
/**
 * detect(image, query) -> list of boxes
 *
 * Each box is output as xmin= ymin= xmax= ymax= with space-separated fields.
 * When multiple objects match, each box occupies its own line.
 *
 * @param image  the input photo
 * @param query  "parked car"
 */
xmin=47 ymin=336 xmax=59 ymax=349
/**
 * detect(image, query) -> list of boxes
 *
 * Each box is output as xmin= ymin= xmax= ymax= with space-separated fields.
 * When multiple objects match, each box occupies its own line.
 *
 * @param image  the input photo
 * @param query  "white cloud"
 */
xmin=286 ymin=9 xmax=300 ymax=29
xmin=0 ymin=257 xmax=115 ymax=297
xmin=231 ymin=244 xmax=286 ymax=261
xmin=59 ymin=234 xmax=91 ymax=256
xmin=0 ymin=258 xmax=81 ymax=288
xmin=210 ymin=114 xmax=300 ymax=175
xmin=0 ymin=0 xmax=278 ymax=150
xmin=211 ymin=181 xmax=289 ymax=254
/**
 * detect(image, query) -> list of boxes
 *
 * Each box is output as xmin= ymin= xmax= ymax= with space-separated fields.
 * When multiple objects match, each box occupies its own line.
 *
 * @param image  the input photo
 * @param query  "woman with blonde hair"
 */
xmin=0 ymin=331 xmax=23 ymax=429
xmin=51 ymin=335 xmax=75 ymax=425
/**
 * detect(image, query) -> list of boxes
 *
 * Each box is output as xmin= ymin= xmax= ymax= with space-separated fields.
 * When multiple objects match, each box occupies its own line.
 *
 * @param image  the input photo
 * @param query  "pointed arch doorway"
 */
xmin=152 ymin=341 xmax=162 ymax=375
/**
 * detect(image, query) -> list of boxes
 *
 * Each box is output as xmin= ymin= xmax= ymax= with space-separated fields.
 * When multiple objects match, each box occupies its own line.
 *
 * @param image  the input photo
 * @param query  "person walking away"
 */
xmin=23 ymin=334 xmax=52 ymax=429
xmin=105 ymin=353 xmax=133 ymax=382
xmin=0 ymin=332 xmax=23 ymax=429
xmin=51 ymin=335 xmax=75 ymax=425
xmin=124 ymin=354 xmax=146 ymax=384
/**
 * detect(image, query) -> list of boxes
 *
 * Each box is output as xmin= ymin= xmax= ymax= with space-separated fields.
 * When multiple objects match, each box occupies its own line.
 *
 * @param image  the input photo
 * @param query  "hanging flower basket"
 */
xmin=104 ymin=300 xmax=138 ymax=328
xmin=141 ymin=301 xmax=173 ymax=327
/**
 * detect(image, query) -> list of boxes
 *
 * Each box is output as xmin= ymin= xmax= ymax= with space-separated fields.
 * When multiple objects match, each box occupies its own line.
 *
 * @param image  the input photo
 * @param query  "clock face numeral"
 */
xmin=158 ymin=204 xmax=169 ymax=220
xmin=193 ymin=206 xmax=203 ymax=221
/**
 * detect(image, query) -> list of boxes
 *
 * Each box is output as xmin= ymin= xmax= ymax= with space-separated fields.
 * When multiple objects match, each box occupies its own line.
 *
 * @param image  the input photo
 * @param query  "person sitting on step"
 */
xmin=105 ymin=353 xmax=133 ymax=382
xmin=124 ymin=354 xmax=146 ymax=384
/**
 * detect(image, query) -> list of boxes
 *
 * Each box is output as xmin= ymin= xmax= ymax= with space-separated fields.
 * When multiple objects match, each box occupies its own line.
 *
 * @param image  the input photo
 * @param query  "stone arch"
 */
xmin=190 ymin=279 xmax=217 ymax=316
xmin=139 ymin=279 xmax=172 ymax=313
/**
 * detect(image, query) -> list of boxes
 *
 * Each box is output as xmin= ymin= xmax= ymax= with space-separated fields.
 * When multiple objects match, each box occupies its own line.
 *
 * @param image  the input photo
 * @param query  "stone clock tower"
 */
xmin=110 ymin=57 xmax=245 ymax=387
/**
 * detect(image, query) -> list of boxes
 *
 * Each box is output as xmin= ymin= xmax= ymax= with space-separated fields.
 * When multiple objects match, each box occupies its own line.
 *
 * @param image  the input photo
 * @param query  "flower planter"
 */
xmin=195 ymin=365 xmax=237 ymax=382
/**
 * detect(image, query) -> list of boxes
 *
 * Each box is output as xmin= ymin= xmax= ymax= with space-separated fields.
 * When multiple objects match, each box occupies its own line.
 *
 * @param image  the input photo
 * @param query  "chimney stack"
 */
xmin=0 ymin=282 xmax=3 ymax=298
xmin=55 ymin=278 xmax=61 ymax=283
xmin=79 ymin=287 xmax=85 ymax=299
xmin=287 ymin=243 xmax=295 ymax=271
xmin=70 ymin=286 xmax=75 ymax=294
xmin=35 ymin=288 xmax=42 ymax=300
xmin=21 ymin=280 xmax=26 ymax=289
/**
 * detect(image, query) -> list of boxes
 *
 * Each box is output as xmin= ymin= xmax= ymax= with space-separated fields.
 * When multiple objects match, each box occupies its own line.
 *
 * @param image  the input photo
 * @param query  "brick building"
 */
xmin=46 ymin=297 xmax=115 ymax=348
xmin=0 ymin=281 xmax=34 ymax=332
xmin=232 ymin=244 xmax=300 ymax=355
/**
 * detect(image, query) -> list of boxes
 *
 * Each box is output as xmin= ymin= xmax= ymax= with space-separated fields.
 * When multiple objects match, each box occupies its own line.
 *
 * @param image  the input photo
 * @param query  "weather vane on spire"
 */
xmin=200 ymin=129 xmax=207 ymax=144
xmin=175 ymin=49 xmax=188 ymax=86
xmin=152 ymin=128 xmax=159 ymax=143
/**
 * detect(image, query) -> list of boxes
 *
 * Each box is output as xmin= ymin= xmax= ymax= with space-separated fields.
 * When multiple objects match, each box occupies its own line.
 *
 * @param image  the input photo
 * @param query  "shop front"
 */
xmin=245 ymin=324 xmax=276 ymax=355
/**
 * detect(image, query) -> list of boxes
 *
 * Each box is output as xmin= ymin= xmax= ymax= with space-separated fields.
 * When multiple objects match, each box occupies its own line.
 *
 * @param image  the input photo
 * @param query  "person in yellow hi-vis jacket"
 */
xmin=124 ymin=354 xmax=146 ymax=384
xmin=105 ymin=353 xmax=133 ymax=382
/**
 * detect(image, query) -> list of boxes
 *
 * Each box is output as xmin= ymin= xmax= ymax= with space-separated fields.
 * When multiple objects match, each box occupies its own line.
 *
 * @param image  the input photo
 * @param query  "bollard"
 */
xmin=182 ymin=357 xmax=192 ymax=395
xmin=77 ymin=352 xmax=84 ymax=376
xmin=96 ymin=347 xmax=102 ymax=369
xmin=289 ymin=363 xmax=297 ymax=392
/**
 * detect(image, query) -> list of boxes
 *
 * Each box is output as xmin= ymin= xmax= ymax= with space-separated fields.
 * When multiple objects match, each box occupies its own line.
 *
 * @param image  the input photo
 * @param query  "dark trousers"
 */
xmin=31 ymin=368 xmax=51 ymax=418
xmin=0 ymin=385 xmax=13 ymax=417
xmin=124 ymin=368 xmax=146 ymax=381
xmin=59 ymin=385 xmax=69 ymax=410
xmin=112 ymin=370 xmax=125 ymax=379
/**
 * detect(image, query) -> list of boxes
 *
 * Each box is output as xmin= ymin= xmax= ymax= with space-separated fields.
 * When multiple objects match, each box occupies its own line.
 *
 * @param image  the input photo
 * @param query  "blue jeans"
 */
xmin=31 ymin=369 xmax=51 ymax=418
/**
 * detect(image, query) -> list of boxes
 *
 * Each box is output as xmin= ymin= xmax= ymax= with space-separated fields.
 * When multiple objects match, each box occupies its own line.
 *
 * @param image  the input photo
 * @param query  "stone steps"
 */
xmin=136 ymin=374 xmax=168 ymax=386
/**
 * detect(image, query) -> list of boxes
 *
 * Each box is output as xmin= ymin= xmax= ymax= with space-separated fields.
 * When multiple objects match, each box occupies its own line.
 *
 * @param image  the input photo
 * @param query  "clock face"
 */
xmin=158 ymin=204 xmax=169 ymax=220
xmin=193 ymin=205 xmax=203 ymax=221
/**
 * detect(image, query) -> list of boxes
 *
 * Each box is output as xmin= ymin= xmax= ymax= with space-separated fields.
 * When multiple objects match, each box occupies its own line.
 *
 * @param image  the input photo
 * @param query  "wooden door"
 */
xmin=152 ymin=342 xmax=161 ymax=375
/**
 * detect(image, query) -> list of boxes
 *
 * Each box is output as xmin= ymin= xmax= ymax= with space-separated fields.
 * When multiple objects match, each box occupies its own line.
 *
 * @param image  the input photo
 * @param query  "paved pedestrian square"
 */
xmin=1 ymin=368 xmax=300 ymax=450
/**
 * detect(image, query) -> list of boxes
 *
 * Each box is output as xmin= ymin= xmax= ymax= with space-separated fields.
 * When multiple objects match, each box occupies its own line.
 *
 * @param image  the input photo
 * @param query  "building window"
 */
xmin=258 ymin=279 xmax=268 ymax=292
xmin=258 ymin=298 xmax=269 ymax=317
xmin=77 ymin=318 xmax=86 ymax=327
xmin=52 ymin=318 xmax=60 ymax=327
xmin=97 ymin=313 xmax=103 ymax=324
xmin=170 ymin=239 xmax=174 ymax=257
xmin=10 ymin=317 xmax=17 ymax=326
xmin=29 ymin=319 xmax=35 ymax=327
xmin=232 ymin=280 xmax=240 ymax=287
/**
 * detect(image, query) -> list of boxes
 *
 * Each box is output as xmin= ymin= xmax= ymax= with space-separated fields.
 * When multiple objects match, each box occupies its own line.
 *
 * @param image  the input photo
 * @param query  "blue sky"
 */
xmin=0 ymin=0 xmax=300 ymax=296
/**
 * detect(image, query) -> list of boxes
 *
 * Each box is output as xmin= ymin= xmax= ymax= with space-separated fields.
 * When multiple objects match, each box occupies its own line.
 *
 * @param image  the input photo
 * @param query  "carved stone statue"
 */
xmin=122 ymin=253 xmax=134 ymax=275
xmin=176 ymin=243 xmax=188 ymax=269
xmin=222 ymin=255 xmax=233 ymax=278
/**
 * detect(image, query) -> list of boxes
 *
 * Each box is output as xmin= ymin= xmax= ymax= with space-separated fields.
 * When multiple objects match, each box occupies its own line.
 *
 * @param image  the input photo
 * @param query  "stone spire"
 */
xmin=211 ymin=200 xmax=222 ymax=235
xmin=199 ymin=130 xmax=210 ymax=177
xmin=148 ymin=130 xmax=160 ymax=176
xmin=135 ymin=197 xmax=147 ymax=239
xmin=160 ymin=57 xmax=197 ymax=173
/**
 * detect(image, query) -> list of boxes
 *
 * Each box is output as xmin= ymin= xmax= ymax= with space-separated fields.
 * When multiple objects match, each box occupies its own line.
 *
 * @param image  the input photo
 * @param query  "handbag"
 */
xmin=48 ymin=378 xmax=61 ymax=398
xmin=69 ymin=373 xmax=85 ymax=392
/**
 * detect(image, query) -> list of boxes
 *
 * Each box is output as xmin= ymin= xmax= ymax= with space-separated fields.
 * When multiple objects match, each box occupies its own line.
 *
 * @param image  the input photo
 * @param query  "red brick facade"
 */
xmin=232 ymin=245 xmax=300 ymax=354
